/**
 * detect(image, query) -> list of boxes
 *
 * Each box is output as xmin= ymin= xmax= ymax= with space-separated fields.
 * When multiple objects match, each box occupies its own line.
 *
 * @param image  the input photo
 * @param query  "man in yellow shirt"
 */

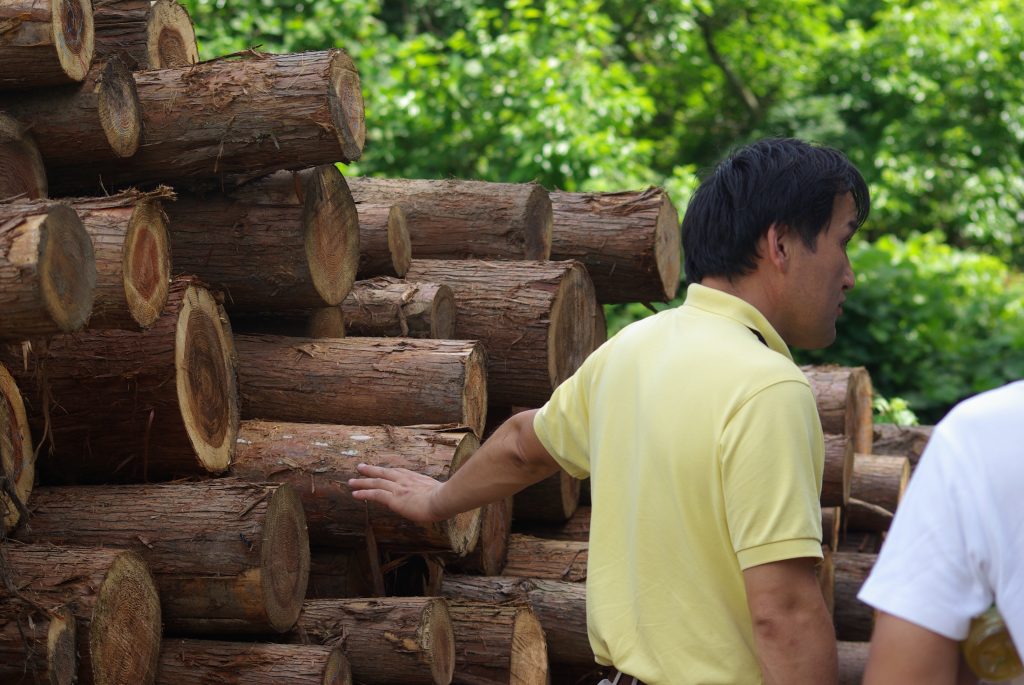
xmin=349 ymin=137 xmax=869 ymax=684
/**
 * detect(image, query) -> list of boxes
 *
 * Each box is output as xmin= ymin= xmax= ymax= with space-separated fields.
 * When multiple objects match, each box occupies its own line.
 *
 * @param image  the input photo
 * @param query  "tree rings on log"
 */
xmin=233 ymin=421 xmax=482 ymax=556
xmin=341 ymin=277 xmax=455 ymax=339
xmin=0 ymin=363 xmax=34 ymax=532
xmin=550 ymin=188 xmax=681 ymax=303
xmin=92 ymin=0 xmax=199 ymax=70
xmin=236 ymin=334 xmax=488 ymax=437
xmin=1 ymin=544 xmax=162 ymax=685
xmin=288 ymin=597 xmax=454 ymax=685
xmin=0 ymin=595 xmax=76 ymax=685
xmin=0 ymin=0 xmax=95 ymax=89
xmin=347 ymin=177 xmax=553 ymax=260
xmin=0 ymin=114 xmax=47 ymax=200
xmin=157 ymin=639 xmax=351 ymax=685
xmin=822 ymin=433 xmax=854 ymax=507
xmin=447 ymin=600 xmax=548 ymax=685
xmin=0 ymin=202 xmax=96 ymax=338
xmin=355 ymin=202 xmax=411 ymax=278
xmin=803 ymin=365 xmax=874 ymax=455
xmin=451 ymin=495 xmax=512 ymax=576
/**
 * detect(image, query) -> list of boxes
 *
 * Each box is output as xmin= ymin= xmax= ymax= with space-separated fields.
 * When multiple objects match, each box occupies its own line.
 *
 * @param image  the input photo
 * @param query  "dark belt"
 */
xmin=607 ymin=669 xmax=648 ymax=685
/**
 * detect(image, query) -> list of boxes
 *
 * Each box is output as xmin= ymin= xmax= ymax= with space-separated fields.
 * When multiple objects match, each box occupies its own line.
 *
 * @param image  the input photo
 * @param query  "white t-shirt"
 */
xmin=859 ymin=380 xmax=1024 ymax=652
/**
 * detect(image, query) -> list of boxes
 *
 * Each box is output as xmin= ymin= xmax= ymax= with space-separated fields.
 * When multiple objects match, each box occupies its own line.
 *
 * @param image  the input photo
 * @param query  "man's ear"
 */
xmin=764 ymin=222 xmax=792 ymax=270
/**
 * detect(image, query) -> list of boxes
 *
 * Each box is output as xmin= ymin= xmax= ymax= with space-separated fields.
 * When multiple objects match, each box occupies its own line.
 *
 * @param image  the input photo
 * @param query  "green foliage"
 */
xmin=872 ymin=395 xmax=918 ymax=426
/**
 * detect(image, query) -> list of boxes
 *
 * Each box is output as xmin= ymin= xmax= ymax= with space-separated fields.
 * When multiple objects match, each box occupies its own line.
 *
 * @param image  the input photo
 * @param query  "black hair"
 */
xmin=681 ymin=137 xmax=870 ymax=284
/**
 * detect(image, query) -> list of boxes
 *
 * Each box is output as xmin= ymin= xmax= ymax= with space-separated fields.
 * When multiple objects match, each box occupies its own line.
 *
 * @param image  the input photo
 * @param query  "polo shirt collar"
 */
xmin=682 ymin=283 xmax=793 ymax=361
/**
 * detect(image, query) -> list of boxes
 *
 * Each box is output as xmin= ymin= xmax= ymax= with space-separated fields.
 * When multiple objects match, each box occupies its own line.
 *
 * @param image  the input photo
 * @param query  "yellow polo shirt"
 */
xmin=533 ymin=284 xmax=824 ymax=685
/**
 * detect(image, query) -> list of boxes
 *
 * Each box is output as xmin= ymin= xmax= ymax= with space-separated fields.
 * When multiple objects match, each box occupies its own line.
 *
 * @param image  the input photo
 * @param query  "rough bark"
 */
xmin=447 ymin=600 xmax=548 ymax=685
xmin=872 ymin=423 xmax=933 ymax=467
xmin=14 ymin=480 xmax=309 ymax=635
xmin=0 ymin=0 xmax=94 ymax=89
xmin=50 ymin=50 xmax=365 ymax=194
xmin=502 ymin=534 xmax=587 ymax=582
xmin=0 ymin=56 xmax=142 ymax=169
xmin=92 ymin=0 xmax=198 ymax=70
xmin=821 ymin=506 xmax=841 ymax=552
xmin=355 ymin=202 xmax=410 ymax=278
xmin=405 ymin=259 xmax=597 ymax=407
xmin=0 ymin=363 xmax=34 ymax=532
xmin=513 ymin=470 xmax=580 ymax=523
xmin=232 ymin=421 xmax=482 ymax=556
xmin=0 ymin=544 xmax=161 ymax=685
xmin=838 ymin=641 xmax=869 ymax=685
xmin=803 ymin=365 xmax=874 ymax=455
xmin=12 ymin=190 xmax=171 ymax=330
xmin=156 ymin=639 xmax=351 ymax=685
xmin=451 ymin=496 xmax=512 ymax=576
xmin=0 ymin=202 xmax=95 ymax=338
xmin=287 ymin=597 xmax=454 ymax=685
xmin=1 ymin=278 xmax=238 ymax=483
xmin=0 ymin=113 xmax=47 ymax=200
xmin=236 ymin=334 xmax=488 ymax=437
xmin=823 ymin=433 xmax=853 ymax=507
xmin=166 ymin=166 xmax=359 ymax=315
xmin=847 ymin=453 xmax=910 ymax=532
xmin=515 ymin=505 xmax=591 ymax=543
xmin=347 ymin=177 xmax=552 ymax=260
xmin=306 ymin=551 xmax=374 ymax=600
xmin=550 ymin=188 xmax=681 ymax=303
xmin=441 ymin=574 xmax=592 ymax=668
xmin=0 ymin=601 xmax=75 ymax=685
xmin=833 ymin=551 xmax=877 ymax=641
xmin=341 ymin=277 xmax=455 ymax=339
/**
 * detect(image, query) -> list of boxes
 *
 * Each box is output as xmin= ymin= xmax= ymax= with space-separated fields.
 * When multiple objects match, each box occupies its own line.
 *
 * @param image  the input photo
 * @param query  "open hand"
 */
xmin=347 ymin=463 xmax=448 ymax=523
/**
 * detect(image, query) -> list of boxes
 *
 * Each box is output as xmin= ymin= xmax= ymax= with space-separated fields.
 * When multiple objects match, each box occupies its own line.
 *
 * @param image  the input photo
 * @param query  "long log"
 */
xmin=451 ymin=496 xmax=512 ymax=576
xmin=515 ymin=505 xmax=591 ymax=543
xmin=1 ymin=544 xmax=161 ymax=685
xmin=232 ymin=421 xmax=482 ymax=556
xmin=803 ymin=365 xmax=874 ymax=455
xmin=287 ymin=597 xmax=454 ymax=685
xmin=872 ymin=423 xmax=933 ymax=467
xmin=823 ymin=433 xmax=853 ymax=507
xmin=166 ymin=165 xmax=360 ymax=315
xmin=447 ymin=600 xmax=548 ymax=685
xmin=0 ymin=202 xmax=95 ymax=339
xmin=355 ymin=202 xmax=410 ymax=278
xmin=14 ymin=480 xmax=310 ymax=635
xmin=0 ymin=113 xmax=47 ymax=200
xmin=341 ymin=277 xmax=455 ymax=339
xmin=0 ymin=0 xmax=94 ymax=89
xmin=92 ymin=0 xmax=198 ymax=70
xmin=441 ymin=574 xmax=592 ymax=668
xmin=0 ymin=56 xmax=142 ymax=170
xmin=157 ymin=639 xmax=351 ymax=685
xmin=0 ymin=601 xmax=75 ymax=685
xmin=502 ymin=534 xmax=587 ymax=582
xmin=847 ymin=453 xmax=910 ymax=532
xmin=236 ymin=334 xmax=488 ymax=437
xmin=50 ymin=49 xmax=365 ymax=193
xmin=513 ymin=469 xmax=580 ymax=523
xmin=405 ymin=259 xmax=597 ymax=407
xmin=346 ymin=177 xmax=552 ymax=260
xmin=838 ymin=641 xmax=869 ymax=685
xmin=0 ymin=363 xmax=33 ymax=532
xmin=550 ymin=188 xmax=681 ymax=303
xmin=833 ymin=551 xmax=877 ymax=641
xmin=12 ymin=190 xmax=171 ymax=330
xmin=1 ymin=278 xmax=238 ymax=482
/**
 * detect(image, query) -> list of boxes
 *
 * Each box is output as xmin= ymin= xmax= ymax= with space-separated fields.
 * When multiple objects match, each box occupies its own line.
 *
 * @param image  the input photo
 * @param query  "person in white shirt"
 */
xmin=859 ymin=380 xmax=1024 ymax=684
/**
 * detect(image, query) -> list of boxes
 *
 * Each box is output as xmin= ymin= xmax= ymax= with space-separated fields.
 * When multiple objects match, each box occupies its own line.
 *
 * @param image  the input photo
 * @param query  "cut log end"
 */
xmin=123 ymin=199 xmax=171 ymax=328
xmin=0 ymin=364 xmax=34 ymax=532
xmin=847 ymin=368 xmax=874 ymax=454
xmin=261 ymin=483 xmax=311 ymax=633
xmin=654 ymin=193 xmax=682 ymax=300
xmin=327 ymin=51 xmax=366 ymax=162
xmin=463 ymin=345 xmax=489 ymax=438
xmin=47 ymin=605 xmax=78 ymax=685
xmin=823 ymin=434 xmax=855 ymax=507
xmin=40 ymin=204 xmax=97 ymax=333
xmin=431 ymin=284 xmax=456 ymax=339
xmin=149 ymin=0 xmax=199 ymax=68
xmin=54 ymin=0 xmax=95 ymax=82
xmin=511 ymin=607 xmax=549 ymax=685
xmin=425 ymin=599 xmax=456 ymax=685
xmin=387 ymin=205 xmax=411 ymax=277
xmin=97 ymin=57 xmax=142 ymax=158
xmin=0 ymin=115 xmax=47 ymax=200
xmin=175 ymin=285 xmax=238 ymax=473
xmin=307 ymin=307 xmax=346 ymax=338
xmin=548 ymin=263 xmax=598 ymax=388
xmin=323 ymin=648 xmax=353 ymax=685
xmin=89 ymin=551 xmax=162 ymax=685
xmin=305 ymin=166 xmax=360 ymax=305
xmin=524 ymin=184 xmax=554 ymax=260
xmin=447 ymin=432 xmax=483 ymax=556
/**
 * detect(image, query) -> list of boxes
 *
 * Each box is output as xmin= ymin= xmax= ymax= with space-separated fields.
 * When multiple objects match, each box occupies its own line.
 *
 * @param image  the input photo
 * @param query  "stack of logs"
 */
xmin=0 ymin=1 xmax=939 ymax=683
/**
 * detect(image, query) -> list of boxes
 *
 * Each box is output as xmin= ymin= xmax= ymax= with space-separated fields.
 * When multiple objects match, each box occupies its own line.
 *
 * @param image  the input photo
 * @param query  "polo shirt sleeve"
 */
xmin=720 ymin=379 xmax=824 ymax=570
xmin=532 ymin=356 xmax=595 ymax=480
xmin=857 ymin=426 xmax=992 ymax=640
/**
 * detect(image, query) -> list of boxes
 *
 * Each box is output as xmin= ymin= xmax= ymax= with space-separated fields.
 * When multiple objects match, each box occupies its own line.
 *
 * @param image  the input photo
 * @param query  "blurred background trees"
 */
xmin=180 ymin=0 xmax=1024 ymax=422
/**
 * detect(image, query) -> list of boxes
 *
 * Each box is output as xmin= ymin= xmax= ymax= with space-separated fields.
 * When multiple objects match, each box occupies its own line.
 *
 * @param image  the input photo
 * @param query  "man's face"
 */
xmin=783 ymin=192 xmax=858 ymax=350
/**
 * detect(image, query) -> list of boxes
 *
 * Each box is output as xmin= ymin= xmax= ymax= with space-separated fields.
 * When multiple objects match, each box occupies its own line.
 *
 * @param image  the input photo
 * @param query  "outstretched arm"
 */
xmin=348 ymin=409 xmax=561 ymax=523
